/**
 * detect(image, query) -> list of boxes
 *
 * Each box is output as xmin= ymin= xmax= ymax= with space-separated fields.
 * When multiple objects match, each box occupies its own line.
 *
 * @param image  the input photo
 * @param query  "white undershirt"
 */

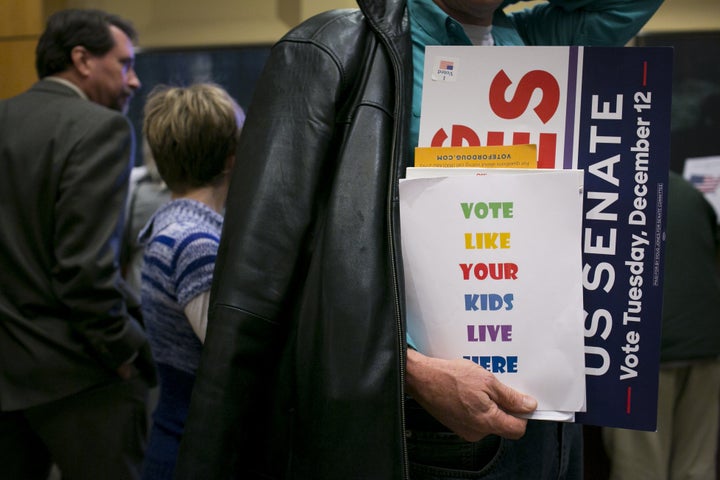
xmin=184 ymin=292 xmax=210 ymax=343
xmin=461 ymin=24 xmax=495 ymax=46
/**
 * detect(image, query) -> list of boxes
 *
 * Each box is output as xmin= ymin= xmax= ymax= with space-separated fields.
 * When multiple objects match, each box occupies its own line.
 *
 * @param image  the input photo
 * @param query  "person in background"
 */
xmin=603 ymin=171 xmax=720 ymax=480
xmin=176 ymin=1 xmax=664 ymax=479
xmin=120 ymin=140 xmax=172 ymax=432
xmin=139 ymin=83 xmax=245 ymax=479
xmin=121 ymin=139 xmax=172 ymax=298
xmin=0 ymin=9 xmax=155 ymax=480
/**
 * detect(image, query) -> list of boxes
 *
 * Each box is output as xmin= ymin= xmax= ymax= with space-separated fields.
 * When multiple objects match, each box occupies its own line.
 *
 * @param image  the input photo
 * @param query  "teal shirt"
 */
xmin=407 ymin=0 xmax=471 ymax=149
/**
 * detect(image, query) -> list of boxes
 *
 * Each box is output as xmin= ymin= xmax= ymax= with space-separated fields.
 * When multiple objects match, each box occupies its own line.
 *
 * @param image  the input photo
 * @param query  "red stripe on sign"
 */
xmin=513 ymin=132 xmax=530 ymax=145
xmin=537 ymin=132 xmax=557 ymax=169
xmin=642 ymin=61 xmax=648 ymax=87
xmin=626 ymin=387 xmax=632 ymax=414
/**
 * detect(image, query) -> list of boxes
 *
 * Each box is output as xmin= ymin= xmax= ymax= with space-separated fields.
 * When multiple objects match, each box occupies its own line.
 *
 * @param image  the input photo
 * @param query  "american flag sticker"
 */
xmin=432 ymin=57 xmax=459 ymax=82
xmin=439 ymin=60 xmax=454 ymax=70
xmin=689 ymin=174 xmax=720 ymax=194
xmin=683 ymin=156 xmax=720 ymax=218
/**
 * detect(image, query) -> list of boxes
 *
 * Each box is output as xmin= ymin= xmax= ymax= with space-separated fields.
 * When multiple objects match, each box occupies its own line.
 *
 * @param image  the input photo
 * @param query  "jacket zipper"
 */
xmin=362 ymin=1 xmax=411 ymax=477
xmin=386 ymin=39 xmax=411 ymax=480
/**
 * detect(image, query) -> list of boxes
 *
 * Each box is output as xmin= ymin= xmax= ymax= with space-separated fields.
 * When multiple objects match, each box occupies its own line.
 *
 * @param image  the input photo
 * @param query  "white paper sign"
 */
xmin=400 ymin=170 xmax=586 ymax=413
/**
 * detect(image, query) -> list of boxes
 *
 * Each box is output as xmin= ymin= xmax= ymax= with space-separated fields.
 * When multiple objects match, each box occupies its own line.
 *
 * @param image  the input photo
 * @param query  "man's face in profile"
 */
xmin=85 ymin=25 xmax=141 ymax=113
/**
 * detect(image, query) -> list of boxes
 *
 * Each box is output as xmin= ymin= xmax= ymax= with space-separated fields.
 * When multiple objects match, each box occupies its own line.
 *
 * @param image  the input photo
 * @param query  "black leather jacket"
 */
xmin=177 ymin=0 xmax=413 ymax=478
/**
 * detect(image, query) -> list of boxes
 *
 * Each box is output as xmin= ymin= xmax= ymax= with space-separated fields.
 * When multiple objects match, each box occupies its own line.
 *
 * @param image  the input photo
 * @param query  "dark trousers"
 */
xmin=406 ymin=399 xmax=583 ymax=480
xmin=0 ymin=375 xmax=150 ymax=480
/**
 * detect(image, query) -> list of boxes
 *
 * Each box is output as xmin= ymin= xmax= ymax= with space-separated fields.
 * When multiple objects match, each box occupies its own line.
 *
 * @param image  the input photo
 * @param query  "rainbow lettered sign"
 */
xmin=400 ymin=169 xmax=585 ymax=417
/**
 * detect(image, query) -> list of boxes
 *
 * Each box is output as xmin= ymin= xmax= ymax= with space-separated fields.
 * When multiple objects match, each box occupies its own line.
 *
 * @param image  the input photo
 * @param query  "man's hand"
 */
xmin=116 ymin=362 xmax=137 ymax=380
xmin=115 ymin=350 xmax=140 ymax=380
xmin=405 ymin=349 xmax=537 ymax=442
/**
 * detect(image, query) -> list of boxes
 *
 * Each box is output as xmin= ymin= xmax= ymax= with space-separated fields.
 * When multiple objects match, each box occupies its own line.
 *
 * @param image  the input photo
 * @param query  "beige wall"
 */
xmin=1 ymin=0 xmax=719 ymax=98
xmin=0 ymin=0 xmax=43 ymax=98
xmin=646 ymin=0 xmax=720 ymax=32
xmin=52 ymin=0 xmax=720 ymax=48
xmin=43 ymin=0 xmax=361 ymax=47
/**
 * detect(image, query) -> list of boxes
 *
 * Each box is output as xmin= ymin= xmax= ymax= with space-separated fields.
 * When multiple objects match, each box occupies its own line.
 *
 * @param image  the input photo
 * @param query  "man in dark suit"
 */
xmin=0 ymin=9 xmax=155 ymax=480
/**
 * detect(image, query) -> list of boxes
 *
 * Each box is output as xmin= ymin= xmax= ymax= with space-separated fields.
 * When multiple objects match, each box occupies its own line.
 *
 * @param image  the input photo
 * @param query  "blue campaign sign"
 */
xmin=575 ymin=47 xmax=673 ymax=430
xmin=419 ymin=44 xmax=673 ymax=430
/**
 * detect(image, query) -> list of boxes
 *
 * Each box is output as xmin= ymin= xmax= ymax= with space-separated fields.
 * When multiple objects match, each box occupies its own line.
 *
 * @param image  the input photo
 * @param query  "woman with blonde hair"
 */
xmin=138 ymin=83 xmax=245 ymax=479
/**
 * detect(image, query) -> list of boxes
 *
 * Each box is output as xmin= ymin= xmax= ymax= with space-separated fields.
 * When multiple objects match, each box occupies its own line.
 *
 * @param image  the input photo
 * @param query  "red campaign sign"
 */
xmin=429 ymin=68 xmax=561 ymax=169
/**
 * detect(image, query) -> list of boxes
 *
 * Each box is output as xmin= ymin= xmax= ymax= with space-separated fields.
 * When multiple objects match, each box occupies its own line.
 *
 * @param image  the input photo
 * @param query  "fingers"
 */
xmin=461 ymin=391 xmax=533 ymax=441
xmin=454 ymin=402 xmax=529 ymax=442
xmin=485 ymin=406 xmax=529 ymax=440
xmin=469 ymin=364 xmax=536 ymax=440
xmin=116 ymin=363 xmax=134 ymax=380
xmin=488 ymin=375 xmax=537 ymax=414
xmin=116 ymin=362 xmax=140 ymax=380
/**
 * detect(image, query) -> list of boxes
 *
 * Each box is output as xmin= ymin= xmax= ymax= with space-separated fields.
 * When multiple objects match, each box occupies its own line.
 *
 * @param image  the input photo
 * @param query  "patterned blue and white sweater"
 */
xmin=139 ymin=199 xmax=223 ymax=478
xmin=139 ymin=198 xmax=222 ymax=375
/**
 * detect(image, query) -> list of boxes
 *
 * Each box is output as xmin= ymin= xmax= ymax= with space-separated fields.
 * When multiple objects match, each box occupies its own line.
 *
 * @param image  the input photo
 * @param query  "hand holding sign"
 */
xmin=406 ymin=348 xmax=537 ymax=441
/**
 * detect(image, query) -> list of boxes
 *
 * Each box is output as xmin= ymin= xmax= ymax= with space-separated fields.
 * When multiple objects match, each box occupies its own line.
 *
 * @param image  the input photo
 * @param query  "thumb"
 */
xmin=491 ymin=380 xmax=537 ymax=414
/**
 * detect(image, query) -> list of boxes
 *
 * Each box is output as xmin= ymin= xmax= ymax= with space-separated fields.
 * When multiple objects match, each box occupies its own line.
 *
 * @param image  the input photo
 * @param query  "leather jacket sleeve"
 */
xmin=52 ymin=112 xmax=147 ymax=371
xmin=178 ymin=21 xmax=355 ymax=478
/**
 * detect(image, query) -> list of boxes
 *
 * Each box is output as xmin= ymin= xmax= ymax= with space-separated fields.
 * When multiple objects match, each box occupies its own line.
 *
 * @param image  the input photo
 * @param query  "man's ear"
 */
xmin=70 ymin=45 xmax=92 ymax=77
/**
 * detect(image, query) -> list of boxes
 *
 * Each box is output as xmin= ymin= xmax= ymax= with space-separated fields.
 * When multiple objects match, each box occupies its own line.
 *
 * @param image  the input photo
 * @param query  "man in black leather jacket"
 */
xmin=0 ymin=9 xmax=155 ymax=480
xmin=177 ymin=0 xmax=663 ymax=478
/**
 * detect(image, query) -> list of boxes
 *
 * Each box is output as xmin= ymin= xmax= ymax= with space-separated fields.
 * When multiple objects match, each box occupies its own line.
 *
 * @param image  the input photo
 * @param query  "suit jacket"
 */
xmin=0 ymin=79 xmax=153 ymax=411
